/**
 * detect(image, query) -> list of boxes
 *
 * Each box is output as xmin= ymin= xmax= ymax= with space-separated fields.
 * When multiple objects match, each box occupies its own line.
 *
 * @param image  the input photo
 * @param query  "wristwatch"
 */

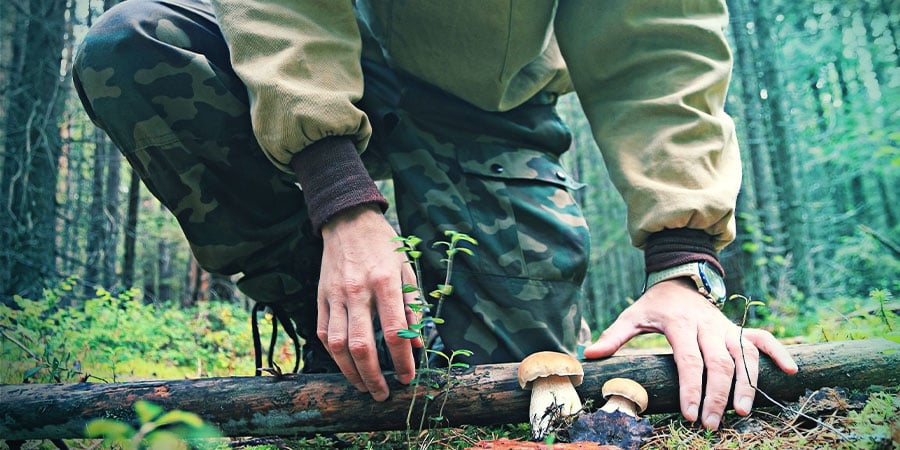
xmin=645 ymin=261 xmax=727 ymax=307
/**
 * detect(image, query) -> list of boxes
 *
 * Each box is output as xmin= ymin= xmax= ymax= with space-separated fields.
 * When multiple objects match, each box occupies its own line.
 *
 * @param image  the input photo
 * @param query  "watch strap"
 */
xmin=646 ymin=262 xmax=703 ymax=288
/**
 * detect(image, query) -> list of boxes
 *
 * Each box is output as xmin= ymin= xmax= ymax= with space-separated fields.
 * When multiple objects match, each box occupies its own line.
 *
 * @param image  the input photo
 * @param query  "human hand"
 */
xmin=583 ymin=279 xmax=798 ymax=429
xmin=318 ymin=205 xmax=422 ymax=401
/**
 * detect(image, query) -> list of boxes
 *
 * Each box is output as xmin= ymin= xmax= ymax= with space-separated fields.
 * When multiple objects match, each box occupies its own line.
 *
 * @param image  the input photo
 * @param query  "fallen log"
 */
xmin=1 ymin=339 xmax=897 ymax=440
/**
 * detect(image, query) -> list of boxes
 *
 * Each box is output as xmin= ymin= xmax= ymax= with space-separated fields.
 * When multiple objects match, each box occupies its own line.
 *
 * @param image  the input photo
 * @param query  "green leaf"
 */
xmin=429 ymin=317 xmax=445 ymax=324
xmin=397 ymin=329 xmax=420 ymax=339
xmin=456 ymin=247 xmax=474 ymax=256
xmin=405 ymin=236 xmax=423 ymax=247
xmin=155 ymin=410 xmax=204 ymax=428
xmin=134 ymin=400 xmax=164 ymax=424
xmin=402 ymin=284 xmax=419 ymax=293
xmin=453 ymin=233 xmax=478 ymax=246
xmin=408 ymin=250 xmax=422 ymax=259
xmin=452 ymin=349 xmax=474 ymax=357
xmin=84 ymin=419 xmax=135 ymax=439
xmin=437 ymin=284 xmax=453 ymax=296
xmin=23 ymin=366 xmax=42 ymax=381
xmin=450 ymin=362 xmax=470 ymax=369
xmin=145 ymin=430 xmax=184 ymax=450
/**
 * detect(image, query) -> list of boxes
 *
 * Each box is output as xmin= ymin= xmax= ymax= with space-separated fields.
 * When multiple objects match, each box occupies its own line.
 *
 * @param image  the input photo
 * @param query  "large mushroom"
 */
xmin=517 ymin=351 xmax=584 ymax=439
xmin=599 ymin=378 xmax=648 ymax=417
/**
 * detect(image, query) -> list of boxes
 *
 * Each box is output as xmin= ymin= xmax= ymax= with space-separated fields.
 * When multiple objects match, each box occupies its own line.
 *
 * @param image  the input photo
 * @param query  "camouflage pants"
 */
xmin=74 ymin=0 xmax=591 ymax=366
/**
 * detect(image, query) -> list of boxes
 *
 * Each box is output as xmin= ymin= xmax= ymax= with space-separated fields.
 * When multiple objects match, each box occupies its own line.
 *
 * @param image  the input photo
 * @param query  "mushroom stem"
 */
xmin=599 ymin=394 xmax=640 ymax=417
xmin=529 ymin=375 xmax=583 ymax=439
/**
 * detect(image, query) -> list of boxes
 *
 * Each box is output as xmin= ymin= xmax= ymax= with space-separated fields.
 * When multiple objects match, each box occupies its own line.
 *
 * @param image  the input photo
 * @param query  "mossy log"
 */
xmin=1 ymin=339 xmax=898 ymax=440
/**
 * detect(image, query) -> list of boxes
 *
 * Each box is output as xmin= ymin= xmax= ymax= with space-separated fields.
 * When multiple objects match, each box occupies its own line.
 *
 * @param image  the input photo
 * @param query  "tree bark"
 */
xmin=1 ymin=339 xmax=897 ymax=440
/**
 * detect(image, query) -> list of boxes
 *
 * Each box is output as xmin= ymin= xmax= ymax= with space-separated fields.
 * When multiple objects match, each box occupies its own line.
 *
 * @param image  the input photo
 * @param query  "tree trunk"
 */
xmin=122 ymin=169 xmax=140 ymax=288
xmin=103 ymin=137 xmax=122 ymax=288
xmin=1 ymin=339 xmax=897 ymax=440
xmin=0 ymin=0 xmax=68 ymax=298
xmin=84 ymin=127 xmax=107 ymax=296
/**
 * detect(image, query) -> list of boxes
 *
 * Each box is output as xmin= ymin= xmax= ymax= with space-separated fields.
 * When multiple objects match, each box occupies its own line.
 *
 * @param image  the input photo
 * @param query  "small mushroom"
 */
xmin=517 ymin=351 xmax=584 ymax=439
xmin=599 ymin=378 xmax=648 ymax=417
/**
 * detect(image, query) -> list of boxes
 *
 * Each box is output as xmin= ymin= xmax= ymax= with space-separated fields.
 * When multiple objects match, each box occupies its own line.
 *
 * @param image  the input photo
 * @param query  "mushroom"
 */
xmin=517 ymin=351 xmax=584 ymax=439
xmin=599 ymin=378 xmax=648 ymax=417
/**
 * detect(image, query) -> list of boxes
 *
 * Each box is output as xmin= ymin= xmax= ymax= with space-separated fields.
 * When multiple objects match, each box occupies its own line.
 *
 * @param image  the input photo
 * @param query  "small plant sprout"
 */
xmin=599 ymin=378 xmax=648 ymax=417
xmin=392 ymin=230 xmax=478 ymax=448
xmin=517 ymin=351 xmax=584 ymax=440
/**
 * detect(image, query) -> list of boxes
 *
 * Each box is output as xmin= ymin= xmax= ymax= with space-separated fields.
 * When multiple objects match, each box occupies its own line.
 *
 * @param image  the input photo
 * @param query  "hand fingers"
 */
xmin=665 ymin=324 xmax=705 ymax=424
xmin=375 ymin=265 xmax=418 ymax=386
xmin=582 ymin=311 xmax=642 ymax=359
xmin=697 ymin=325 xmax=736 ymax=430
xmin=746 ymin=328 xmax=799 ymax=374
xmin=728 ymin=331 xmax=759 ymax=417
xmin=347 ymin=295 xmax=391 ymax=401
xmin=318 ymin=296 xmax=366 ymax=392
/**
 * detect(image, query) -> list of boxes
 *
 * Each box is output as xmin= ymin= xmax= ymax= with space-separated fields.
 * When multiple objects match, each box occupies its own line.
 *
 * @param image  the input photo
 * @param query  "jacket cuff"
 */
xmin=644 ymin=228 xmax=725 ymax=276
xmin=290 ymin=136 xmax=388 ymax=234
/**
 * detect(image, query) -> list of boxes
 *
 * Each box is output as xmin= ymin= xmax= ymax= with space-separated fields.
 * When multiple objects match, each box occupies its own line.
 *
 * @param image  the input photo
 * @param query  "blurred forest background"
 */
xmin=0 ymin=0 xmax=897 ymax=373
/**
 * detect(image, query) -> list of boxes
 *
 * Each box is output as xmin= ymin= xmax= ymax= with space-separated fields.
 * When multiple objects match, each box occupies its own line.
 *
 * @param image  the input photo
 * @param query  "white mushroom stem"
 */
xmin=599 ymin=394 xmax=640 ymax=417
xmin=528 ymin=375 xmax=583 ymax=439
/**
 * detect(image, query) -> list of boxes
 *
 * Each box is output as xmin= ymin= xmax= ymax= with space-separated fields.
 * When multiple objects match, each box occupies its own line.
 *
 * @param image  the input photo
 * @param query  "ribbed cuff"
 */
xmin=290 ymin=136 xmax=387 ymax=234
xmin=644 ymin=229 xmax=725 ymax=276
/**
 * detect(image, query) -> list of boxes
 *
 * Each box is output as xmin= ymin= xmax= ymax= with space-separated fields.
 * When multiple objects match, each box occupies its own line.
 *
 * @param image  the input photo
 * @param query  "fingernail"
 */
xmin=704 ymin=413 xmax=720 ymax=429
xmin=737 ymin=396 xmax=753 ymax=413
xmin=686 ymin=404 xmax=699 ymax=421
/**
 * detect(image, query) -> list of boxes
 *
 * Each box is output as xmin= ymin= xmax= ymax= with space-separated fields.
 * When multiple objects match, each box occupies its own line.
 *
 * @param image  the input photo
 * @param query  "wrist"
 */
xmin=320 ymin=203 xmax=384 ymax=237
xmin=645 ymin=260 xmax=727 ymax=307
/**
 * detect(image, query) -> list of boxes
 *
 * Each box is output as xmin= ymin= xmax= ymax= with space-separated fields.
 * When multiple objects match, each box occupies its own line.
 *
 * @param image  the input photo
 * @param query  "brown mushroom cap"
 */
xmin=601 ymin=378 xmax=649 ymax=413
xmin=517 ymin=351 xmax=584 ymax=389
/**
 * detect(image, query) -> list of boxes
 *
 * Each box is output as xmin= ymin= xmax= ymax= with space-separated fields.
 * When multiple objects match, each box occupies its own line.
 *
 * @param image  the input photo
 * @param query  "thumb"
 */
xmin=583 ymin=316 xmax=640 ymax=359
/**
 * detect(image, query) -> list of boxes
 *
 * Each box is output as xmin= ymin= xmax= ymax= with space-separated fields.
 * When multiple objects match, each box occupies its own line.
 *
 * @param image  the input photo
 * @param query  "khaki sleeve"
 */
xmin=555 ymin=0 xmax=741 ymax=250
xmin=210 ymin=0 xmax=371 ymax=172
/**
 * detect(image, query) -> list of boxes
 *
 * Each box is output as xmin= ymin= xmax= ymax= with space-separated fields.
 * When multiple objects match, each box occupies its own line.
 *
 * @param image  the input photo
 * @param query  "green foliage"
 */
xmin=754 ymin=289 xmax=898 ymax=344
xmin=85 ymin=400 xmax=222 ymax=449
xmin=842 ymin=390 xmax=900 ymax=448
xmin=833 ymin=227 xmax=900 ymax=297
xmin=0 ymin=279 xmax=257 ymax=384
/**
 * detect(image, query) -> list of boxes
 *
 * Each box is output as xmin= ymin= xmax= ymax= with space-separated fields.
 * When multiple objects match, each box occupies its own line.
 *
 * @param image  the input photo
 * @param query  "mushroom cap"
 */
xmin=517 ymin=351 xmax=584 ymax=389
xmin=601 ymin=378 xmax=649 ymax=413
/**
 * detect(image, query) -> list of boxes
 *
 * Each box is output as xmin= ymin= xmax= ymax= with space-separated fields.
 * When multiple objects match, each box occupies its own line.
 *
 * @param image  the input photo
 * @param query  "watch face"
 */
xmin=699 ymin=262 xmax=727 ymax=303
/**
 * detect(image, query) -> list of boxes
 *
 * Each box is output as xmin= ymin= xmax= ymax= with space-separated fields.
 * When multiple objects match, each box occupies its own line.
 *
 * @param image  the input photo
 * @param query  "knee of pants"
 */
xmin=74 ymin=0 xmax=229 ymax=140
xmin=76 ymin=0 xmax=185 ymax=81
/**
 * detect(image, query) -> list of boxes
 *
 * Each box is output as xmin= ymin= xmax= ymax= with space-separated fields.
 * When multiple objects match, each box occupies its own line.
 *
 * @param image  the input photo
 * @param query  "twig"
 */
xmin=0 ymin=326 xmax=39 ymax=360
